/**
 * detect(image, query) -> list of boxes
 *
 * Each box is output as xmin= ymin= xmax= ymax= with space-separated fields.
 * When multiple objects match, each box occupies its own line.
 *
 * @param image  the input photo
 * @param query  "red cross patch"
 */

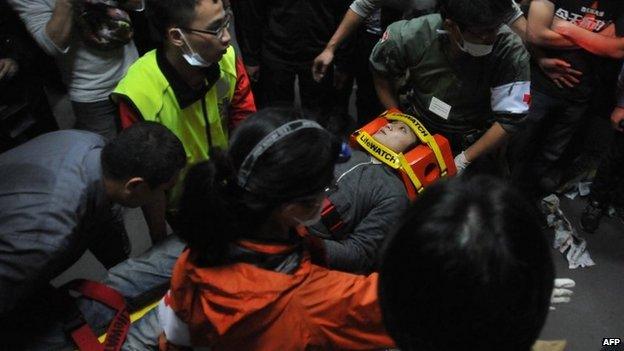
xmin=523 ymin=93 xmax=531 ymax=106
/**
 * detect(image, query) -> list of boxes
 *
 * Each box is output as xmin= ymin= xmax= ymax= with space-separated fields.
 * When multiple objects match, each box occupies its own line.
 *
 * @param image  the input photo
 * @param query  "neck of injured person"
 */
xmin=371 ymin=121 xmax=418 ymax=153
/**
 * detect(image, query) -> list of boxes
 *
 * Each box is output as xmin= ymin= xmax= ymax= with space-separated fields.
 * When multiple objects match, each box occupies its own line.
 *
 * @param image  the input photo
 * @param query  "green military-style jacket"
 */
xmin=370 ymin=14 xmax=530 ymax=136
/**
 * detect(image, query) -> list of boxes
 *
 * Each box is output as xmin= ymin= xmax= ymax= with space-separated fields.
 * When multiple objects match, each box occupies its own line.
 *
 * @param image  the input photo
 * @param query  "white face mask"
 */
xmin=456 ymin=28 xmax=494 ymax=57
xmin=175 ymin=29 xmax=212 ymax=67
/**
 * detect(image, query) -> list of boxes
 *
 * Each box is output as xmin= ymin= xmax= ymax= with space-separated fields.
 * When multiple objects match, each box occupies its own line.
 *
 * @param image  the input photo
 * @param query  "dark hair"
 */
xmin=438 ymin=0 xmax=511 ymax=29
xmin=178 ymin=107 xmax=341 ymax=266
xmin=379 ymin=175 xmax=554 ymax=351
xmin=146 ymin=0 xmax=218 ymax=36
xmin=101 ymin=121 xmax=186 ymax=188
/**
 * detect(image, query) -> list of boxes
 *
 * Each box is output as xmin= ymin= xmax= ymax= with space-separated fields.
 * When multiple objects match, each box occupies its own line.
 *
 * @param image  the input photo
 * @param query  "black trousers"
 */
xmin=590 ymin=132 xmax=624 ymax=206
xmin=510 ymin=90 xmax=590 ymax=196
xmin=256 ymin=58 xmax=351 ymax=135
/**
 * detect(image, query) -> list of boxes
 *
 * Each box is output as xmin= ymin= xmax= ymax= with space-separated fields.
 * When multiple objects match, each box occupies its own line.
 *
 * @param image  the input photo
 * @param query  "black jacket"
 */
xmin=232 ymin=0 xmax=353 ymax=67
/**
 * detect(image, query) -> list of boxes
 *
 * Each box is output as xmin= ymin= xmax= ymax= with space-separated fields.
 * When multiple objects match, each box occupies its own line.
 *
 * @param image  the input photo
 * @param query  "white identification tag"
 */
xmin=429 ymin=97 xmax=452 ymax=120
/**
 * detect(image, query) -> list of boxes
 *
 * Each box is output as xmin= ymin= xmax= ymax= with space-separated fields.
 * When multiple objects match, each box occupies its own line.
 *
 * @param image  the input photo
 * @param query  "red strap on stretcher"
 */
xmin=64 ymin=280 xmax=130 ymax=351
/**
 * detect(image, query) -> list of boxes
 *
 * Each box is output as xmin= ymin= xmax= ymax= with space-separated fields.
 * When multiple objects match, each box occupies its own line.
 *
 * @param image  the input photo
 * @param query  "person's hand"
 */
xmin=551 ymin=17 xmax=573 ymax=36
xmin=312 ymin=48 xmax=334 ymax=82
xmin=245 ymin=65 xmax=260 ymax=83
xmin=537 ymin=57 xmax=583 ymax=88
xmin=550 ymin=278 xmax=575 ymax=310
xmin=0 ymin=58 xmax=19 ymax=81
xmin=333 ymin=68 xmax=350 ymax=90
xmin=610 ymin=106 xmax=624 ymax=133
xmin=453 ymin=151 xmax=470 ymax=174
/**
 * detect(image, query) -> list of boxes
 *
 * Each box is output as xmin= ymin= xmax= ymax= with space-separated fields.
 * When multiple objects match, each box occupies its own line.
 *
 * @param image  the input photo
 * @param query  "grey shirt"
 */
xmin=0 ymin=131 xmax=121 ymax=313
xmin=308 ymin=150 xmax=409 ymax=274
xmin=7 ymin=0 xmax=138 ymax=102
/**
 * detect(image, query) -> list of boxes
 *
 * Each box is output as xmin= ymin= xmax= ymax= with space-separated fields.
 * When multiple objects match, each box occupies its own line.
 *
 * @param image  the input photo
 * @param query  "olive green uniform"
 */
xmin=370 ymin=14 xmax=530 ymax=151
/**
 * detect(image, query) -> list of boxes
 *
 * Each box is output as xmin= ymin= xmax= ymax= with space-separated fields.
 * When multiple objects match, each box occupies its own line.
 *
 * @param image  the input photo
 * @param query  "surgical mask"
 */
xmin=176 ymin=29 xmax=212 ymax=67
xmin=456 ymin=28 xmax=494 ymax=57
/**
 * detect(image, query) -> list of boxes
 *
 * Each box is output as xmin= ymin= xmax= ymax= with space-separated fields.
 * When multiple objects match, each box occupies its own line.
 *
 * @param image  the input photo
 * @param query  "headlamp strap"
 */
xmin=354 ymin=130 xmax=424 ymax=193
xmin=386 ymin=113 xmax=448 ymax=177
xmin=237 ymin=120 xmax=324 ymax=189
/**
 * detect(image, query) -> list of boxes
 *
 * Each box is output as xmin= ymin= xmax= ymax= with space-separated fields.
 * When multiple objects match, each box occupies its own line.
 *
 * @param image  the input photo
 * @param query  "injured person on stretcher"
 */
xmin=307 ymin=109 xmax=457 ymax=274
xmin=307 ymin=120 xmax=415 ymax=274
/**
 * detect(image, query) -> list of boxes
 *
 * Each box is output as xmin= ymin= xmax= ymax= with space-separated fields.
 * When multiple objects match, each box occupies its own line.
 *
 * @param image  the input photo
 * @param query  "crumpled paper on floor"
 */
xmin=541 ymin=194 xmax=596 ymax=269
xmin=563 ymin=181 xmax=592 ymax=200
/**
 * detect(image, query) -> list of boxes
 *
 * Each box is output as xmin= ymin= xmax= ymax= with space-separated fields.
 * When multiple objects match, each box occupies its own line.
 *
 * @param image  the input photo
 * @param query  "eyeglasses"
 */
xmin=180 ymin=11 xmax=231 ymax=39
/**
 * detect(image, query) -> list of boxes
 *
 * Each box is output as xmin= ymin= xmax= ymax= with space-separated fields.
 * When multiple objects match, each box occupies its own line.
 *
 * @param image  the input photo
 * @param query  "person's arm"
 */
xmin=142 ymin=191 xmax=168 ymax=244
xmin=0 ymin=195 xmax=78 ymax=314
xmin=552 ymin=21 xmax=624 ymax=59
xmin=228 ymin=57 xmax=257 ymax=130
xmin=529 ymin=44 xmax=583 ymax=88
xmin=158 ymin=292 xmax=194 ymax=350
xmin=313 ymin=9 xmax=366 ymax=82
xmin=507 ymin=0 xmax=527 ymax=41
xmin=526 ymin=0 xmax=576 ymax=48
xmin=509 ymin=16 xmax=528 ymax=41
xmin=460 ymin=42 xmax=532 ymax=167
xmin=7 ymin=0 xmax=73 ymax=55
xmin=312 ymin=0 xmax=383 ymax=81
xmin=463 ymin=122 xmax=508 ymax=162
xmin=45 ymin=0 xmax=73 ymax=50
xmin=369 ymin=22 xmax=409 ymax=110
xmin=322 ymin=191 xmax=409 ymax=274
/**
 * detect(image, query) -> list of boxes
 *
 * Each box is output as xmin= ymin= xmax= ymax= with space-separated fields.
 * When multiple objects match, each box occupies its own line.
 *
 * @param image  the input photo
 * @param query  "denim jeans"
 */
xmin=1 ymin=235 xmax=184 ymax=350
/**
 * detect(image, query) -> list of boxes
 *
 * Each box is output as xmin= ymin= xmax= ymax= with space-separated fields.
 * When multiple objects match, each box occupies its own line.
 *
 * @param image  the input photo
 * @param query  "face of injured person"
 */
xmin=372 ymin=121 xmax=418 ymax=153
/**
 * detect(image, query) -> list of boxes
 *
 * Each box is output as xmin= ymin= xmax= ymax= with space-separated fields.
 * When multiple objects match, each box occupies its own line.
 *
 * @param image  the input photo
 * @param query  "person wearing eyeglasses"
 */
xmin=370 ymin=0 xmax=531 ymax=174
xmin=111 ymin=0 xmax=256 ymax=240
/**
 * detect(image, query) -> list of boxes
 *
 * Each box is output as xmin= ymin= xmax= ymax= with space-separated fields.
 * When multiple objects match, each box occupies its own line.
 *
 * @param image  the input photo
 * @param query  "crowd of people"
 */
xmin=1 ymin=0 xmax=621 ymax=349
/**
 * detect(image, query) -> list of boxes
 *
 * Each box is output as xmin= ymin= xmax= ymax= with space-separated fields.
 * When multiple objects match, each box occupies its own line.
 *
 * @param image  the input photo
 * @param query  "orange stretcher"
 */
xmin=351 ymin=109 xmax=457 ymax=201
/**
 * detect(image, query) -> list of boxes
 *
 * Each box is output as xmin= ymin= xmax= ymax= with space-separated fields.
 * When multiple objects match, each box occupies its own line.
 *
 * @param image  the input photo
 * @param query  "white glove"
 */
xmin=454 ymin=151 xmax=470 ymax=174
xmin=550 ymin=278 xmax=575 ymax=310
